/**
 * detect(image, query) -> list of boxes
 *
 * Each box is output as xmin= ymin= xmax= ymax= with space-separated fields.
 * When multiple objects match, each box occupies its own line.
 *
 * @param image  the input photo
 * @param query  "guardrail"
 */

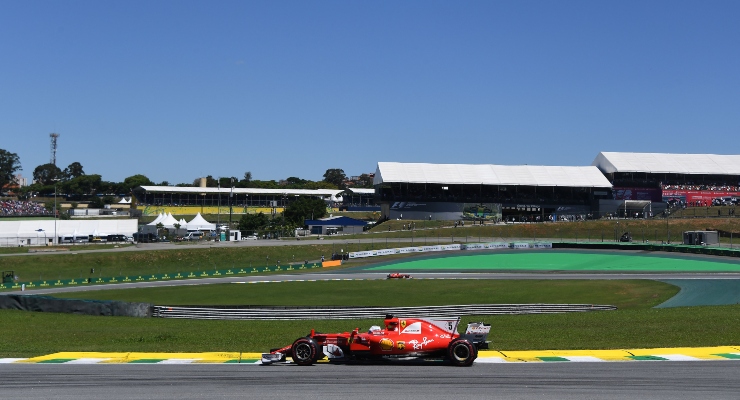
xmin=152 ymin=303 xmax=617 ymax=320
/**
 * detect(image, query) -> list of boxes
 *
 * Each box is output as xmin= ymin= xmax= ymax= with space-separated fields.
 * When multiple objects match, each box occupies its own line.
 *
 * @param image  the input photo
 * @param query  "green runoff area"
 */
xmin=365 ymin=250 xmax=740 ymax=272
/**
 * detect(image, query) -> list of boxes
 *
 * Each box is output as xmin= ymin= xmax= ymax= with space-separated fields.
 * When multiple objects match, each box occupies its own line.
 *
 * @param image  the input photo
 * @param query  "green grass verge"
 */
xmin=4 ymin=245 xmax=337 ymax=283
xmin=0 ymin=243 xmax=135 ymax=255
xmin=51 ymin=279 xmax=678 ymax=310
xmin=2 ymin=305 xmax=738 ymax=358
xmin=0 ymin=279 xmax=683 ymax=357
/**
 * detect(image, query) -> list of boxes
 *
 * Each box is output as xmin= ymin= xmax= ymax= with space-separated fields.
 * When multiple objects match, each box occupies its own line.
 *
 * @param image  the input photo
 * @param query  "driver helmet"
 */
xmin=387 ymin=321 xmax=398 ymax=331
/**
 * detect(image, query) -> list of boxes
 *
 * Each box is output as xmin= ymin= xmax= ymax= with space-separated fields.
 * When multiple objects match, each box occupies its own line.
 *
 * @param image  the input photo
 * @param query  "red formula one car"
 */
xmin=386 ymin=273 xmax=412 ymax=279
xmin=261 ymin=315 xmax=491 ymax=366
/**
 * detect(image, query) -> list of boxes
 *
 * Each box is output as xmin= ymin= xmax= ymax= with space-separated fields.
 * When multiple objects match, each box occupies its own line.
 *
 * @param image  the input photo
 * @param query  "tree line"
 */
xmin=0 ymin=148 xmax=373 ymax=202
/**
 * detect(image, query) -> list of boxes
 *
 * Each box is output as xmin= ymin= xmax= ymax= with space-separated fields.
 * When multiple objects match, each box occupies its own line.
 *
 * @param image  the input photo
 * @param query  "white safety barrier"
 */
xmin=153 ymin=303 xmax=616 ymax=320
xmin=348 ymin=241 xmax=553 ymax=259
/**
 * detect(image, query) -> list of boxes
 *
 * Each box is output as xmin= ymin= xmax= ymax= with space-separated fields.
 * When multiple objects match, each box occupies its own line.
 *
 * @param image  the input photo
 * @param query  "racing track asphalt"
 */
xmin=2 ymin=362 xmax=740 ymax=400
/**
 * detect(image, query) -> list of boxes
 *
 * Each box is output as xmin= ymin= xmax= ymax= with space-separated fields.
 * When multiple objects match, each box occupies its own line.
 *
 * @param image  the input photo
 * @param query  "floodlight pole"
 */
xmin=54 ymin=181 xmax=58 ymax=245
xmin=229 ymin=178 xmax=234 ymax=241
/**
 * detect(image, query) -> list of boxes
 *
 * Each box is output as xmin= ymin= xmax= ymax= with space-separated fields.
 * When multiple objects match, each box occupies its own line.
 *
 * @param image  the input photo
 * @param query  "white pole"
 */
xmin=54 ymin=183 xmax=57 ymax=245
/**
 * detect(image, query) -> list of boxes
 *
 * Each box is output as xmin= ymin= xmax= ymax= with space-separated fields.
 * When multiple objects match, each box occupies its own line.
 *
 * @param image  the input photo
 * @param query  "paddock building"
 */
xmin=0 ymin=219 xmax=138 ymax=247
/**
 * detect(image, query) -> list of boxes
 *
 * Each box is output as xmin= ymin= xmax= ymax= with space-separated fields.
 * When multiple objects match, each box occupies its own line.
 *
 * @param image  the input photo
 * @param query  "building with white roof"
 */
xmin=373 ymin=162 xmax=613 ymax=221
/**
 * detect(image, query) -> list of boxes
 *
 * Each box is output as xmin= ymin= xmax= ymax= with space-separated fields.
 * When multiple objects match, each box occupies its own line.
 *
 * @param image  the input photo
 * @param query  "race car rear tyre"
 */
xmin=291 ymin=337 xmax=320 ymax=366
xmin=447 ymin=338 xmax=477 ymax=367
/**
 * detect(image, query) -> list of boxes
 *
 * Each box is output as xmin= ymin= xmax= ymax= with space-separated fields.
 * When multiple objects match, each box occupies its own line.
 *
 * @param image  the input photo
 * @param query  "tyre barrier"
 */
xmin=152 ymin=303 xmax=617 ymax=320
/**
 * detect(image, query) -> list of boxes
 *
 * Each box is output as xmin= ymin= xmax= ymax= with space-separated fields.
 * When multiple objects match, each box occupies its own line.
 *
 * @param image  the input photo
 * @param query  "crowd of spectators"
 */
xmin=661 ymin=183 xmax=739 ymax=192
xmin=0 ymin=200 xmax=51 ymax=216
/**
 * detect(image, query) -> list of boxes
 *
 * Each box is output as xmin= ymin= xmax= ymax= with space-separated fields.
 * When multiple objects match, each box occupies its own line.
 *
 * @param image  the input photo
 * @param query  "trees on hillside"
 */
xmin=121 ymin=174 xmax=154 ymax=192
xmin=0 ymin=149 xmax=21 ymax=190
xmin=323 ymin=168 xmax=346 ymax=189
xmin=63 ymin=174 xmax=102 ymax=197
xmin=33 ymin=163 xmax=63 ymax=186
xmin=238 ymin=212 xmax=270 ymax=233
xmin=284 ymin=197 xmax=327 ymax=225
xmin=356 ymin=173 xmax=374 ymax=188
xmin=63 ymin=162 xmax=85 ymax=180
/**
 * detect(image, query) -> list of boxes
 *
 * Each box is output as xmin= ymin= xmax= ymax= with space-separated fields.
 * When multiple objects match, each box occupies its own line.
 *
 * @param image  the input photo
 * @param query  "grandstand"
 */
xmin=1 ymin=200 xmax=52 ymax=217
xmin=592 ymin=152 xmax=740 ymax=211
xmin=338 ymin=188 xmax=379 ymax=211
xmin=134 ymin=186 xmax=345 ymax=216
xmin=372 ymin=162 xmax=613 ymax=221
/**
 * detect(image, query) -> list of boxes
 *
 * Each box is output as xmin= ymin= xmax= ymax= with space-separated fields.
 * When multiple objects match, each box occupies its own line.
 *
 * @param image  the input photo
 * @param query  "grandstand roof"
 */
xmin=345 ymin=188 xmax=374 ymax=194
xmin=373 ymin=162 xmax=612 ymax=188
xmin=138 ymin=186 xmax=342 ymax=196
xmin=593 ymin=152 xmax=740 ymax=175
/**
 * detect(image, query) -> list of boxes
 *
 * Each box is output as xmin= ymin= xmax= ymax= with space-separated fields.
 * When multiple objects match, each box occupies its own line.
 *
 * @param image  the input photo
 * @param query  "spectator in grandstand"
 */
xmin=0 ymin=200 xmax=52 ymax=216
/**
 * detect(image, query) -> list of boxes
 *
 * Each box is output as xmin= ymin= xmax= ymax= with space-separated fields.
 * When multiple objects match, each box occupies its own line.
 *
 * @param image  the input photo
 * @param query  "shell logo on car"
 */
xmin=379 ymin=338 xmax=394 ymax=351
xmin=397 ymin=341 xmax=405 ymax=350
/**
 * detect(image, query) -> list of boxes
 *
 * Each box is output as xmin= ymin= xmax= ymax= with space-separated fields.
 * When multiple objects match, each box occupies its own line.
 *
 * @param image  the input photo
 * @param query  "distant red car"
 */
xmin=261 ymin=315 xmax=491 ymax=366
xmin=387 ymin=273 xmax=412 ymax=279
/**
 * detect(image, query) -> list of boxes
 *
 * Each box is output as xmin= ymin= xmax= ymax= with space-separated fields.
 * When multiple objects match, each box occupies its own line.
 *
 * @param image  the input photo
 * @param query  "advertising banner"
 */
xmin=442 ymin=244 xmax=461 ymax=251
xmin=349 ymin=251 xmax=375 ymax=259
xmin=532 ymin=242 xmax=553 ymax=248
xmin=463 ymin=243 xmax=486 ymax=251
xmin=484 ymin=242 xmax=509 ymax=249
xmin=399 ymin=247 xmax=422 ymax=254
xmin=662 ymin=189 xmax=740 ymax=205
xmin=613 ymin=187 xmax=662 ymax=201
xmin=375 ymin=248 xmax=398 ymax=256
xmin=388 ymin=202 xmax=502 ymax=221
xmin=421 ymin=245 xmax=442 ymax=252
xmin=512 ymin=242 xmax=531 ymax=249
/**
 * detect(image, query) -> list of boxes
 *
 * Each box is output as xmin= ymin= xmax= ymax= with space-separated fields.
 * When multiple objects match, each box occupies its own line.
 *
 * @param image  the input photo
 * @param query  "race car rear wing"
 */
xmin=463 ymin=322 xmax=491 ymax=349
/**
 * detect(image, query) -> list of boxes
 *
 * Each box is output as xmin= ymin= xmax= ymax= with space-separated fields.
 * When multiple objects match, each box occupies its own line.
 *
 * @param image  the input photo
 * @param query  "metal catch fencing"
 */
xmin=152 ymin=303 xmax=617 ymax=320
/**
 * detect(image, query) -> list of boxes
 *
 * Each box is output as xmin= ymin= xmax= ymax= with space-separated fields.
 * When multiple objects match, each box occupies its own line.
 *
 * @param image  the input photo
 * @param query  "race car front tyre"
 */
xmin=447 ymin=338 xmax=477 ymax=367
xmin=291 ymin=337 xmax=320 ymax=366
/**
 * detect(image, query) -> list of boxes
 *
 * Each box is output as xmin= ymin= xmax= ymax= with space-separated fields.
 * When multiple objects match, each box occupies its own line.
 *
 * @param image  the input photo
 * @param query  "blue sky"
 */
xmin=2 ymin=0 xmax=738 ymax=185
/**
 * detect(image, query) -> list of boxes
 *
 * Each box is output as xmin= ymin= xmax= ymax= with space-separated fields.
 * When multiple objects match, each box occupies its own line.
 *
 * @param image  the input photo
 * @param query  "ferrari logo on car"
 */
xmin=397 ymin=341 xmax=405 ymax=350
xmin=379 ymin=338 xmax=394 ymax=351
xmin=400 ymin=320 xmax=407 ymax=329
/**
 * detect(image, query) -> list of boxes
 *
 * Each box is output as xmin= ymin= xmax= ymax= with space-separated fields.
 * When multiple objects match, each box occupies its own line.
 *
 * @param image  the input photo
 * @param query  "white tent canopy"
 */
xmin=373 ymin=162 xmax=613 ymax=188
xmin=148 ymin=213 xmax=165 ymax=226
xmin=187 ymin=213 xmax=216 ymax=231
xmin=593 ymin=152 xmax=740 ymax=175
xmin=159 ymin=213 xmax=179 ymax=229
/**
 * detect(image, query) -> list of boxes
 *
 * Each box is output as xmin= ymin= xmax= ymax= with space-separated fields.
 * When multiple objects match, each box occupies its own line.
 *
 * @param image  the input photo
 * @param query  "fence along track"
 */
xmin=152 ymin=304 xmax=617 ymax=320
